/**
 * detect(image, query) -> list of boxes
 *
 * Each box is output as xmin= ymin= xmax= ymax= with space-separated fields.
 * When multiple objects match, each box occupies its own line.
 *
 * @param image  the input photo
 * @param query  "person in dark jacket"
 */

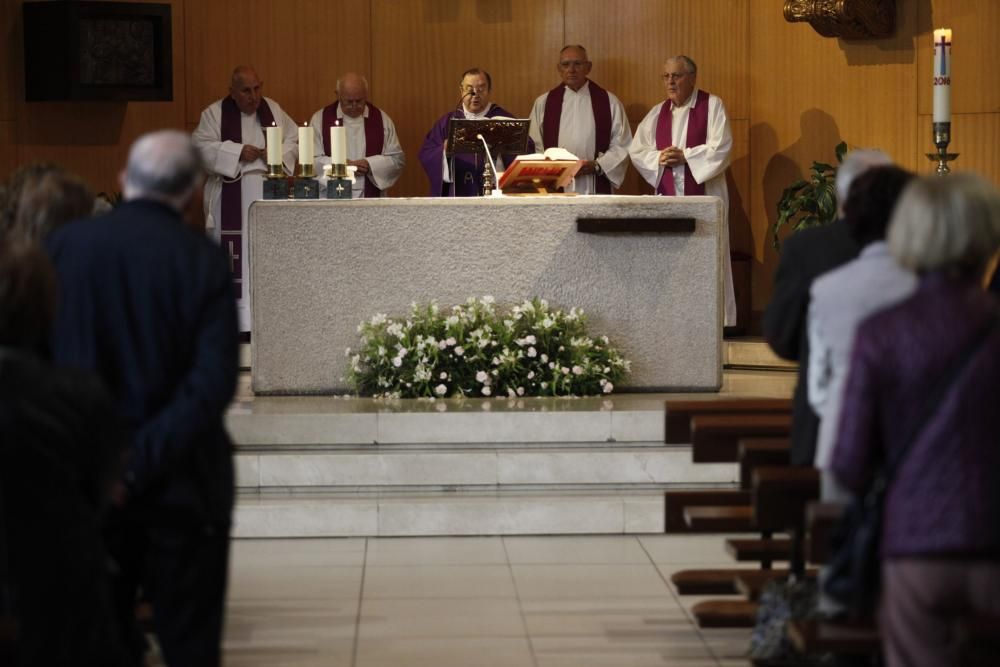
xmin=831 ymin=173 xmax=1000 ymax=667
xmin=46 ymin=130 xmax=239 ymax=666
xmin=762 ymin=149 xmax=890 ymax=466
xmin=0 ymin=240 xmax=127 ymax=666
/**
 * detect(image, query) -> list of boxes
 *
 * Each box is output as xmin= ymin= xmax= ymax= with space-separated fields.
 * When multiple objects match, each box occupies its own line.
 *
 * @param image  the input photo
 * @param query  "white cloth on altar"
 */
xmin=629 ymin=89 xmax=736 ymax=326
xmin=308 ymin=104 xmax=405 ymax=197
xmin=527 ymin=81 xmax=632 ymax=194
xmin=192 ymin=96 xmax=297 ymax=332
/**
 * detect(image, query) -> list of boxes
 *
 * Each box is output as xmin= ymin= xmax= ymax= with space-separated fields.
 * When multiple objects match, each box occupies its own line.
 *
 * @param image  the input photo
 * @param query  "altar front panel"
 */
xmin=248 ymin=195 xmax=724 ymax=394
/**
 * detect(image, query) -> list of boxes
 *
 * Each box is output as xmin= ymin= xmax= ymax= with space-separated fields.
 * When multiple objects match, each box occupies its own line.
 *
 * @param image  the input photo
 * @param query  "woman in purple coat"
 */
xmin=830 ymin=173 xmax=1000 ymax=667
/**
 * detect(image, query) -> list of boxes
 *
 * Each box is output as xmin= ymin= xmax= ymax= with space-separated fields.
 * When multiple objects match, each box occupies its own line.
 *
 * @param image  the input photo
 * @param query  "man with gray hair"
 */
xmin=46 ymin=129 xmax=239 ymax=666
xmin=308 ymin=72 xmax=405 ymax=197
xmin=763 ymin=148 xmax=892 ymax=467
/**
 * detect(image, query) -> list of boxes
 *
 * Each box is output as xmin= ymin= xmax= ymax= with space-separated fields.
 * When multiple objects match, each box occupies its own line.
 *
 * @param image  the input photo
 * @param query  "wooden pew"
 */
xmin=664 ymin=398 xmax=791 ymax=444
xmin=689 ymin=413 xmax=792 ymax=463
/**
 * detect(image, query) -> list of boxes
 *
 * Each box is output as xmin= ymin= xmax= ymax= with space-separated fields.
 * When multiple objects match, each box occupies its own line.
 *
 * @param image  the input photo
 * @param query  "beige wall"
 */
xmin=4 ymin=0 xmax=998 ymax=322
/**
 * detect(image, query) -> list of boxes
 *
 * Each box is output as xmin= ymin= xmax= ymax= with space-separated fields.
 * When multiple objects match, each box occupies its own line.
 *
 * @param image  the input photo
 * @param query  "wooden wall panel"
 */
xmin=372 ymin=0 xmax=563 ymax=196
xmin=918 ymin=1 xmax=1000 ymax=116
xmin=943 ymin=113 xmax=1000 ymax=183
xmin=0 ymin=121 xmax=15 ymax=178
xmin=184 ymin=0 xmax=371 ymax=127
xmin=748 ymin=2 xmax=920 ymax=312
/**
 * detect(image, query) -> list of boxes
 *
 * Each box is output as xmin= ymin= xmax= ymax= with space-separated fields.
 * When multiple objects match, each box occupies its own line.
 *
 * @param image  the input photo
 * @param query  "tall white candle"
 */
xmin=266 ymin=123 xmax=282 ymax=165
xmin=298 ymin=124 xmax=313 ymax=167
xmin=932 ymin=28 xmax=952 ymax=124
xmin=330 ymin=122 xmax=347 ymax=164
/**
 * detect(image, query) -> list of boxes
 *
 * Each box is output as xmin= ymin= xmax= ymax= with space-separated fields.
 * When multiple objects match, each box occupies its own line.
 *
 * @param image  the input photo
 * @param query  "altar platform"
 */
xmin=229 ymin=362 xmax=795 ymax=539
xmin=248 ymin=195 xmax=725 ymax=395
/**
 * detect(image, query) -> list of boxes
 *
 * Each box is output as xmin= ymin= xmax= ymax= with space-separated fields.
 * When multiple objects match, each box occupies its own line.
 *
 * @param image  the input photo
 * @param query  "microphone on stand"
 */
xmin=477 ymin=133 xmax=499 ymax=197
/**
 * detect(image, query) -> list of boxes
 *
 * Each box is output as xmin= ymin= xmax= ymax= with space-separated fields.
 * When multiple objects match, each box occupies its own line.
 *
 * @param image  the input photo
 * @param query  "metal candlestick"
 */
xmin=925 ymin=122 xmax=959 ymax=176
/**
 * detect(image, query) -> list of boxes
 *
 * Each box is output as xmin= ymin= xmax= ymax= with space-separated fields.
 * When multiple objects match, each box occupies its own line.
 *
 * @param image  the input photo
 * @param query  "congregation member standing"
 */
xmin=762 ymin=149 xmax=890 ymax=466
xmin=308 ymin=72 xmax=405 ymax=198
xmin=192 ymin=65 xmax=297 ymax=333
xmin=419 ymin=68 xmax=528 ymax=197
xmin=529 ymin=45 xmax=632 ymax=194
xmin=831 ymin=173 xmax=1000 ymax=667
xmin=630 ymin=55 xmax=736 ymax=326
xmin=46 ymin=131 xmax=239 ymax=667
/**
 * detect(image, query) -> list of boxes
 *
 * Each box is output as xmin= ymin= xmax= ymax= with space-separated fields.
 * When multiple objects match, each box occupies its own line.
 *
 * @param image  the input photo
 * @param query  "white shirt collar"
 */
xmin=337 ymin=104 xmax=369 ymax=120
xmin=462 ymin=103 xmax=494 ymax=119
xmin=672 ymin=87 xmax=701 ymax=110
xmin=564 ymin=80 xmax=591 ymax=97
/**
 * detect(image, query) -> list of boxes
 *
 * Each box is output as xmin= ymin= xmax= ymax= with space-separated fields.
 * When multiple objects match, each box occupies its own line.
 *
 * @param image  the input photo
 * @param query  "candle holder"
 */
xmin=263 ymin=164 xmax=289 ymax=199
xmin=926 ymin=122 xmax=959 ymax=176
xmin=326 ymin=162 xmax=352 ymax=199
xmin=293 ymin=163 xmax=319 ymax=199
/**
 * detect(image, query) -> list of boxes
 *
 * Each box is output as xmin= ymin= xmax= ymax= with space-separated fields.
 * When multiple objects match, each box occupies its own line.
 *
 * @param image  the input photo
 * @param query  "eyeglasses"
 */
xmin=340 ymin=98 xmax=366 ymax=107
xmin=662 ymin=72 xmax=690 ymax=81
xmin=559 ymin=60 xmax=588 ymax=68
xmin=462 ymin=85 xmax=489 ymax=95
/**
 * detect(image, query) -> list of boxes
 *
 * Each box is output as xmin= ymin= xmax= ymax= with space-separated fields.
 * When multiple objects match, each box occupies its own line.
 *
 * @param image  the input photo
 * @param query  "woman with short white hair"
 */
xmin=830 ymin=173 xmax=1000 ymax=667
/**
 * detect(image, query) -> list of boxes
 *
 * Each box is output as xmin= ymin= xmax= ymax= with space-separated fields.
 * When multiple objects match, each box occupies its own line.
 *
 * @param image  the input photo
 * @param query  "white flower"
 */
xmin=540 ymin=299 xmax=548 ymax=308
xmin=491 ymin=369 xmax=498 ymax=376
xmin=507 ymin=387 xmax=517 ymax=398
xmin=603 ymin=382 xmax=614 ymax=394
xmin=492 ymin=356 xmax=501 ymax=366
xmin=392 ymin=357 xmax=403 ymax=367
xmin=603 ymin=367 xmax=611 ymax=373
xmin=527 ymin=371 xmax=535 ymax=379
xmin=517 ymin=387 xmax=525 ymax=396
xmin=377 ymin=345 xmax=386 ymax=357
xmin=548 ymin=362 xmax=555 ymax=369
xmin=599 ymin=378 xmax=607 ymax=386
xmin=527 ymin=347 xmax=537 ymax=358
xmin=572 ymin=365 xmax=583 ymax=375
xmin=476 ymin=370 xmax=489 ymax=383
xmin=540 ymin=354 xmax=549 ymax=363
xmin=438 ymin=340 xmax=448 ymax=350
xmin=370 ymin=313 xmax=387 ymax=326
xmin=540 ymin=382 xmax=548 ymax=389
xmin=558 ymin=345 xmax=565 ymax=351
xmin=440 ymin=372 xmax=448 ymax=380
xmin=542 ymin=318 xmax=554 ymax=328
xmin=446 ymin=337 xmax=456 ymax=346
xmin=434 ymin=384 xmax=448 ymax=396
xmin=561 ymin=367 xmax=570 ymax=375
xmin=454 ymin=346 xmax=465 ymax=356
xmin=345 ymin=347 xmax=352 ymax=356
xmin=481 ymin=295 xmax=495 ymax=304
xmin=602 ymin=335 xmax=609 ymax=344
xmin=482 ymin=386 xmax=492 ymax=396
xmin=446 ymin=315 xmax=459 ymax=326
xmin=524 ymin=335 xmax=536 ymax=345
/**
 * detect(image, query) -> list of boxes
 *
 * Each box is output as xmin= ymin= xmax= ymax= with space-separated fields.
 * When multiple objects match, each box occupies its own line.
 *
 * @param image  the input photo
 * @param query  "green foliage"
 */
xmin=772 ymin=141 xmax=848 ymax=250
xmin=347 ymin=296 xmax=631 ymax=399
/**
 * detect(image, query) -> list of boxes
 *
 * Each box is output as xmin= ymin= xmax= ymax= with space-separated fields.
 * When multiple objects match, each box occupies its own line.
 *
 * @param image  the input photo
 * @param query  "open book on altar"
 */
xmin=497 ymin=148 xmax=582 ymax=194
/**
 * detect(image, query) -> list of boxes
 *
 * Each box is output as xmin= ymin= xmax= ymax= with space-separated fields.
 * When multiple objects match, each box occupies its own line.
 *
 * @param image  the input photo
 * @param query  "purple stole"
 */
xmin=321 ymin=102 xmax=385 ymax=198
xmin=655 ymin=89 xmax=710 ymax=196
xmin=220 ymin=96 xmax=277 ymax=300
xmin=542 ymin=80 xmax=613 ymax=194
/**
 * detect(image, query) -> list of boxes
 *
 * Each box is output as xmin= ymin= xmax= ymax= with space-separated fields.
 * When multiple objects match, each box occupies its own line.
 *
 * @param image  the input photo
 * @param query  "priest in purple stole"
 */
xmin=192 ymin=65 xmax=297 ymax=332
xmin=629 ymin=55 xmax=737 ymax=327
xmin=528 ymin=45 xmax=633 ymax=194
xmin=418 ymin=68 xmax=531 ymax=197
xmin=308 ymin=73 xmax=405 ymax=198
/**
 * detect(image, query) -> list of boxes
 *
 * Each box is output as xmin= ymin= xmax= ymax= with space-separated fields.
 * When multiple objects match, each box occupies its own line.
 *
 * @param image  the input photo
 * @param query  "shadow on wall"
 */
xmin=840 ymin=0 xmax=928 ymax=66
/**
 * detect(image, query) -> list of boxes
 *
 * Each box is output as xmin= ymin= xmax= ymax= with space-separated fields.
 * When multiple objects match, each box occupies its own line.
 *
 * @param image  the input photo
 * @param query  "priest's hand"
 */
xmin=576 ymin=160 xmax=598 ymax=176
xmin=240 ymin=145 xmax=264 ymax=163
xmin=349 ymin=158 xmax=371 ymax=174
xmin=660 ymin=146 xmax=686 ymax=168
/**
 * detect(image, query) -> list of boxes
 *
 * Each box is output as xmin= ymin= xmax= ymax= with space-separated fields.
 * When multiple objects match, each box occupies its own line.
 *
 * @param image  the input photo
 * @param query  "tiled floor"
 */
xmin=224 ymin=534 xmax=755 ymax=667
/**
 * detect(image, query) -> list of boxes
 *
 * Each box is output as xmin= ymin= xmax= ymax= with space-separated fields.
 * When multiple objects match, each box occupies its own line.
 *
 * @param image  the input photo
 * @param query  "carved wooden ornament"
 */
xmin=783 ymin=0 xmax=895 ymax=39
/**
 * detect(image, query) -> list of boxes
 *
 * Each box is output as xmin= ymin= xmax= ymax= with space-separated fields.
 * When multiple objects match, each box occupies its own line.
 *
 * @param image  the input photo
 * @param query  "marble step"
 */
xmin=723 ymin=338 xmax=796 ymax=371
xmin=233 ymin=489 xmax=668 ymax=538
xmin=235 ymin=446 xmax=737 ymax=490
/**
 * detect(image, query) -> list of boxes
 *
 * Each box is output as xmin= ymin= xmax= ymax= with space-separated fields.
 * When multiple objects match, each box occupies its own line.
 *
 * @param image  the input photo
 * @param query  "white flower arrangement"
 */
xmin=348 ymin=296 xmax=631 ymax=399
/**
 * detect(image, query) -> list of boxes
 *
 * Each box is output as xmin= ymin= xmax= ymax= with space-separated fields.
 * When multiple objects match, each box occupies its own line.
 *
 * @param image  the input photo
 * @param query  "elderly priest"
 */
xmin=308 ymin=73 xmax=405 ymax=198
xmin=629 ymin=55 xmax=736 ymax=327
xmin=192 ymin=65 xmax=297 ymax=333
xmin=418 ymin=68 xmax=530 ymax=197
xmin=528 ymin=45 xmax=632 ymax=194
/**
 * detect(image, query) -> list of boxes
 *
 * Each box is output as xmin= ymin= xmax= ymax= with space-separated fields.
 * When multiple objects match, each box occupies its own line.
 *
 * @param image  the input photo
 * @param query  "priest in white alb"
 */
xmin=528 ymin=45 xmax=632 ymax=194
xmin=192 ymin=65 xmax=297 ymax=332
xmin=308 ymin=72 xmax=405 ymax=198
xmin=629 ymin=55 xmax=737 ymax=327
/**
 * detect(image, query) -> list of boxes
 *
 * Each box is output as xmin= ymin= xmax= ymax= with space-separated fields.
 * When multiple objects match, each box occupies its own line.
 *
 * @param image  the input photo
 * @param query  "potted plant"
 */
xmin=772 ymin=141 xmax=847 ymax=249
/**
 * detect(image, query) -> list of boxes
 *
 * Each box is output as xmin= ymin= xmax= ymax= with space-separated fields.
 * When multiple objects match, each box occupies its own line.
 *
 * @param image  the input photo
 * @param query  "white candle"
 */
xmin=266 ymin=123 xmax=282 ymax=165
xmin=298 ymin=124 xmax=313 ymax=167
xmin=932 ymin=28 xmax=952 ymax=124
xmin=330 ymin=122 xmax=347 ymax=164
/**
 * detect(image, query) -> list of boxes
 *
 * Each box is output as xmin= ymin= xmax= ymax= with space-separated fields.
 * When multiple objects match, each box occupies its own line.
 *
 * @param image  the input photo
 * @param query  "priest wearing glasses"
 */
xmin=629 ymin=55 xmax=737 ymax=327
xmin=418 ymin=68 xmax=531 ymax=197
